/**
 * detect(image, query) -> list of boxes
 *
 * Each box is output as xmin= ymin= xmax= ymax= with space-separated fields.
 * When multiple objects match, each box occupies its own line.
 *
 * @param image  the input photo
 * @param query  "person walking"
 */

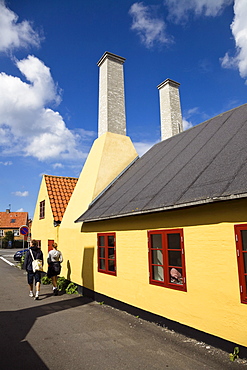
xmin=23 ymin=240 xmax=43 ymax=300
xmin=47 ymin=243 xmax=63 ymax=295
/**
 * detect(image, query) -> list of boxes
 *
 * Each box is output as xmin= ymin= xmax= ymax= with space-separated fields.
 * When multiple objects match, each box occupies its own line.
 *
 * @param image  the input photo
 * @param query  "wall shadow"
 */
xmin=0 ymin=296 xmax=92 ymax=370
xmin=80 ymin=247 xmax=94 ymax=296
xmin=67 ymin=259 xmax=71 ymax=280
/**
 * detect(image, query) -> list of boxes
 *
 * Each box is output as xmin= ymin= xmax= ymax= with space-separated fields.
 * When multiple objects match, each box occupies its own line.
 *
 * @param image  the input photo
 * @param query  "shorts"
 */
xmin=27 ymin=270 xmax=41 ymax=285
xmin=47 ymin=262 xmax=61 ymax=278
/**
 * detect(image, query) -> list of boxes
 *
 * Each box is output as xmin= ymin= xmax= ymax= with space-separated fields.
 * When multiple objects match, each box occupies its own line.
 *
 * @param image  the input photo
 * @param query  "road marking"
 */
xmin=0 ymin=257 xmax=15 ymax=266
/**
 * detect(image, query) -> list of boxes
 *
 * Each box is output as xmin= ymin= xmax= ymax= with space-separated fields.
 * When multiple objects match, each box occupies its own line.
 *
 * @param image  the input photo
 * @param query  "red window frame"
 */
xmin=39 ymin=200 xmax=45 ymax=219
xmin=97 ymin=233 xmax=116 ymax=276
xmin=235 ymin=224 xmax=247 ymax=304
xmin=148 ymin=229 xmax=186 ymax=291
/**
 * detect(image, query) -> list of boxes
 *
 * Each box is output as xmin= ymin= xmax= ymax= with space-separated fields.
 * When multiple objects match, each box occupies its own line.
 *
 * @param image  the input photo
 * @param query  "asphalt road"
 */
xmin=0 ymin=249 xmax=246 ymax=370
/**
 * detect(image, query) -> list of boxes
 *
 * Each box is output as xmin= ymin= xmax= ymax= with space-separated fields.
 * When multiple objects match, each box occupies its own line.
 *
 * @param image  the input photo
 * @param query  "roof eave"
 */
xmin=78 ymin=193 xmax=247 ymax=223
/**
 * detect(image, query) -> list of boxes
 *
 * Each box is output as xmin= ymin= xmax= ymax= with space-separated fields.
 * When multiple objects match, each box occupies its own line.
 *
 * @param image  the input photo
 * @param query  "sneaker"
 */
xmin=29 ymin=291 xmax=34 ymax=297
xmin=53 ymin=288 xmax=58 ymax=296
xmin=34 ymin=293 xmax=39 ymax=300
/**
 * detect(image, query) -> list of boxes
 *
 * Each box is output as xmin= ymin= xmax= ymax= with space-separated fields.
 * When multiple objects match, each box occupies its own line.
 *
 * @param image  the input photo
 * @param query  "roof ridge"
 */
xmin=184 ymin=102 xmax=247 ymax=133
xmin=44 ymin=174 xmax=78 ymax=180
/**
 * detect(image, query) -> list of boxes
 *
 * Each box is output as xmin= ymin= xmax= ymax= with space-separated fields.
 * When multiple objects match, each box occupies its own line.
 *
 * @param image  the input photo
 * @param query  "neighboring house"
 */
xmin=32 ymin=51 xmax=247 ymax=354
xmin=31 ymin=175 xmax=78 ymax=255
xmin=0 ymin=209 xmax=28 ymax=248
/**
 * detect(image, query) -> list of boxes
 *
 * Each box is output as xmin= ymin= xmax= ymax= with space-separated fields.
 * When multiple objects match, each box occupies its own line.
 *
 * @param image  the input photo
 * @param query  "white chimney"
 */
xmin=97 ymin=52 xmax=126 ymax=137
xmin=157 ymin=79 xmax=183 ymax=141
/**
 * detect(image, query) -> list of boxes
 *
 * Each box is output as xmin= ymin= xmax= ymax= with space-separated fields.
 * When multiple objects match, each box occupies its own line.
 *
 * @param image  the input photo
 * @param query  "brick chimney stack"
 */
xmin=97 ymin=52 xmax=126 ymax=137
xmin=157 ymin=79 xmax=183 ymax=141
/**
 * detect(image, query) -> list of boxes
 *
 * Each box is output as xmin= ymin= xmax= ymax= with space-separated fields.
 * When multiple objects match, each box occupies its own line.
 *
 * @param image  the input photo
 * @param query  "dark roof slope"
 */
xmin=77 ymin=103 xmax=247 ymax=223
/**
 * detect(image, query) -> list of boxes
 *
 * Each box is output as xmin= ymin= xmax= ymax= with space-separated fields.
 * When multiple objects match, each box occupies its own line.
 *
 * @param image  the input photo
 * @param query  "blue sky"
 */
xmin=0 ymin=0 xmax=246 ymax=219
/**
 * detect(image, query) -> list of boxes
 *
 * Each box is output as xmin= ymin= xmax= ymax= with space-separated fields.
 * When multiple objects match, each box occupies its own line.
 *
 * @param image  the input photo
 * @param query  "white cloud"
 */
xmin=13 ymin=191 xmax=29 ymax=197
xmin=187 ymin=107 xmax=199 ymax=116
xmin=16 ymin=208 xmax=24 ymax=212
xmin=0 ymin=55 xmax=87 ymax=161
xmin=0 ymin=0 xmax=41 ymax=52
xmin=221 ymin=0 xmax=247 ymax=82
xmin=182 ymin=118 xmax=194 ymax=130
xmin=0 ymin=160 xmax=12 ymax=165
xmin=164 ymin=0 xmax=233 ymax=22
xmin=134 ymin=140 xmax=158 ymax=156
xmin=73 ymin=128 xmax=95 ymax=139
xmin=129 ymin=2 xmax=171 ymax=48
xmin=52 ymin=163 xmax=64 ymax=169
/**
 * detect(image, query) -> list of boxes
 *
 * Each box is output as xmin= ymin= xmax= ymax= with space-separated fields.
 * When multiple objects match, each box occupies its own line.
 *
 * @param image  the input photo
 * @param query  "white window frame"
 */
xmin=13 ymin=229 xmax=20 ymax=236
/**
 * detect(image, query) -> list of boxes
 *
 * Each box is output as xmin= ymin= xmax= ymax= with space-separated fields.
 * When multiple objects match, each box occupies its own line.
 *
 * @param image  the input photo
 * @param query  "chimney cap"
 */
xmin=97 ymin=51 xmax=126 ymax=67
xmin=157 ymin=78 xmax=180 ymax=90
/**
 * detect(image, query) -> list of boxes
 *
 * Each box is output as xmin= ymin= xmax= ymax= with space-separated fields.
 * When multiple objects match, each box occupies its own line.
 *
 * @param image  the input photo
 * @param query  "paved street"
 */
xmin=0 ymin=249 xmax=246 ymax=369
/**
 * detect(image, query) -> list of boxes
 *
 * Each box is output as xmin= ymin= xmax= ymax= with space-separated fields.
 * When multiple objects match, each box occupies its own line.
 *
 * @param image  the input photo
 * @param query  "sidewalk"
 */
xmin=0 ymin=258 xmax=246 ymax=369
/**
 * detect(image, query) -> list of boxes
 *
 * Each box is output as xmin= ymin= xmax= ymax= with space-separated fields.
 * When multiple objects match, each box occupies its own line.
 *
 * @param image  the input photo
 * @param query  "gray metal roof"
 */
xmin=76 ymin=103 xmax=247 ymax=223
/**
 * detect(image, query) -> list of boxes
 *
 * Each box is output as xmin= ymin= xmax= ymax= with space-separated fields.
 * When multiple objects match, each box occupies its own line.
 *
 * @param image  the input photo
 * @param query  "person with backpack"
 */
xmin=47 ymin=243 xmax=63 ymax=295
xmin=23 ymin=240 xmax=43 ymax=300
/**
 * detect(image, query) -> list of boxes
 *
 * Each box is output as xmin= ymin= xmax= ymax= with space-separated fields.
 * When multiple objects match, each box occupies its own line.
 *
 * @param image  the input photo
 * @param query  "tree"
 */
xmin=3 ymin=231 xmax=14 ymax=248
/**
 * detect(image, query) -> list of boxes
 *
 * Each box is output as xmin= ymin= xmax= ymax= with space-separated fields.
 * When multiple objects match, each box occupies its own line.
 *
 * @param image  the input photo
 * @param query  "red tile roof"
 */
xmin=0 ymin=211 xmax=28 ymax=228
xmin=44 ymin=175 xmax=78 ymax=222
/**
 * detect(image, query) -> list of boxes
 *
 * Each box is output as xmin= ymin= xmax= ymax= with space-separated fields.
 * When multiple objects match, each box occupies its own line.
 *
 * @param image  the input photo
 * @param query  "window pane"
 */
xmin=108 ymin=247 xmax=114 ymax=259
xmin=151 ymin=234 xmax=162 ymax=249
xmin=108 ymin=259 xmax=115 ymax=272
xmin=168 ymin=251 xmax=182 ymax=267
xmin=152 ymin=249 xmax=163 ymax=265
xmin=167 ymin=233 xmax=181 ymax=249
xmin=99 ymin=259 xmax=105 ymax=270
xmin=152 ymin=265 xmax=164 ymax=281
xmin=98 ymin=236 xmax=105 ymax=246
xmin=108 ymin=235 xmax=114 ymax=247
xmin=40 ymin=200 xmax=45 ymax=218
xmin=170 ymin=267 xmax=183 ymax=284
xmin=99 ymin=247 xmax=105 ymax=258
xmin=243 ymin=252 xmax=247 ymax=273
xmin=241 ymin=230 xmax=247 ymax=251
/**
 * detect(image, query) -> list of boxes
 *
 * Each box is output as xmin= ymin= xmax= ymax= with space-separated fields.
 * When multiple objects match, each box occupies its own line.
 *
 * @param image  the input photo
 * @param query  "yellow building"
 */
xmin=32 ymin=52 xmax=247 ymax=355
xmin=74 ymin=101 xmax=247 ymax=353
xmin=31 ymin=175 xmax=77 ymax=257
xmin=0 ymin=209 xmax=28 ymax=248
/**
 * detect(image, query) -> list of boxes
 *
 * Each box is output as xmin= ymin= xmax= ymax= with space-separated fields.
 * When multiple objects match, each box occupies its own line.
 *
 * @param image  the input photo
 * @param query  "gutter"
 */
xmin=80 ymin=192 xmax=247 ymax=223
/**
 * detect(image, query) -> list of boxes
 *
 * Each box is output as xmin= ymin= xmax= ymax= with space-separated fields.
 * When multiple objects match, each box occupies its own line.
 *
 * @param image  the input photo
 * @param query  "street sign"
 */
xmin=19 ymin=225 xmax=29 ymax=235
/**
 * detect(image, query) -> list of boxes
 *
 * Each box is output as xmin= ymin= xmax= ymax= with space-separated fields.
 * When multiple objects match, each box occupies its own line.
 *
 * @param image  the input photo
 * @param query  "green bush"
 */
xmin=57 ymin=276 xmax=70 ymax=291
xmin=229 ymin=347 xmax=239 ymax=362
xmin=41 ymin=276 xmax=52 ymax=285
xmin=41 ymin=276 xmax=78 ymax=294
xmin=19 ymin=253 xmax=27 ymax=269
xmin=65 ymin=282 xmax=78 ymax=295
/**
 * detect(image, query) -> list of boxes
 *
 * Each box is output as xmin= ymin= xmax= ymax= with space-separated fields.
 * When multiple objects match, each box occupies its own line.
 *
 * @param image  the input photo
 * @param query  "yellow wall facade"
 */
xmin=31 ymin=176 xmax=59 ymax=265
xmin=64 ymin=199 xmax=247 ymax=348
xmin=59 ymin=132 xmax=138 ymax=283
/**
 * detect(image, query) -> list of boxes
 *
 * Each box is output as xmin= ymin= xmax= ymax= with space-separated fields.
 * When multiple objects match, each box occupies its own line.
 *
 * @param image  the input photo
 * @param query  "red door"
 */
xmin=48 ymin=239 xmax=54 ymax=253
